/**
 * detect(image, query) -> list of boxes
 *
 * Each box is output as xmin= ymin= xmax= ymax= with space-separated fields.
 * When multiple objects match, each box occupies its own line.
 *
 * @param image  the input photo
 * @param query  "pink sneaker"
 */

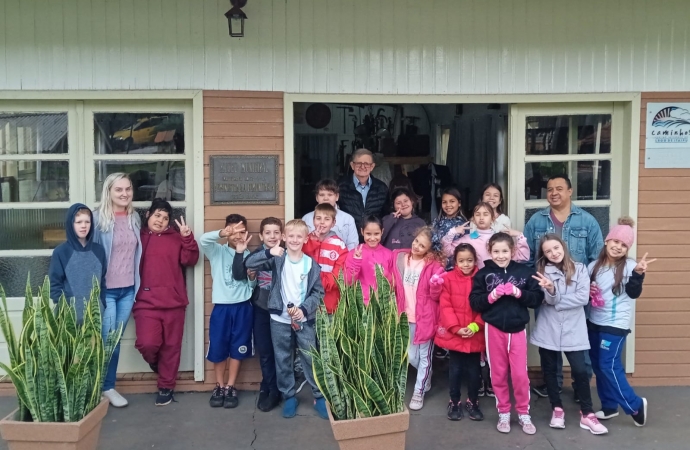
xmin=497 ymin=413 xmax=511 ymax=433
xmin=580 ymin=412 xmax=609 ymax=435
xmin=549 ymin=407 xmax=565 ymax=429
xmin=518 ymin=414 xmax=537 ymax=435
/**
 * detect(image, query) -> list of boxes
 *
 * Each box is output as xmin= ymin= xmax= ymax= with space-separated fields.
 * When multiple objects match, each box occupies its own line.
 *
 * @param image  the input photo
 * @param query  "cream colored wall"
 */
xmin=1 ymin=0 xmax=689 ymax=93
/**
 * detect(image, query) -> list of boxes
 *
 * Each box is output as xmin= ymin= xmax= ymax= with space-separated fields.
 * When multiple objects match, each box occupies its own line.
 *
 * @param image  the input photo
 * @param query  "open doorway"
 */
xmin=293 ymin=102 xmax=509 ymax=220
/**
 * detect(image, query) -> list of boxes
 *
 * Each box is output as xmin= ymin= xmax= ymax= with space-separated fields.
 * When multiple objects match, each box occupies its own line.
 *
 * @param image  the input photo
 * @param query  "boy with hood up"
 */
xmin=49 ymin=203 xmax=107 ymax=323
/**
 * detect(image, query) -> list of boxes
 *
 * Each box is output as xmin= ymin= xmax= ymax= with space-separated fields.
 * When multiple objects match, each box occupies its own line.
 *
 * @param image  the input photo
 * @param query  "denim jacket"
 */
xmin=523 ymin=204 xmax=604 ymax=267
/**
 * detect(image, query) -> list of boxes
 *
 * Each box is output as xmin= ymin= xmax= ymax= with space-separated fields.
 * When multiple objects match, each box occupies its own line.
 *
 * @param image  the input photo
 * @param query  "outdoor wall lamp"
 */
xmin=226 ymin=0 xmax=248 ymax=37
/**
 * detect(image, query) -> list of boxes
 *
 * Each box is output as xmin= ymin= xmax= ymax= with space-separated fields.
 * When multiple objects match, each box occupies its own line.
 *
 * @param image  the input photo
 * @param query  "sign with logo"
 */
xmin=645 ymin=103 xmax=690 ymax=168
xmin=210 ymin=155 xmax=279 ymax=204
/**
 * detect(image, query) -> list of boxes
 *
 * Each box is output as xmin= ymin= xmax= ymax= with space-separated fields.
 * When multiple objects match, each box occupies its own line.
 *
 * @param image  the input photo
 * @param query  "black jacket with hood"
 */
xmin=48 ymin=204 xmax=107 ymax=320
xmin=469 ymin=260 xmax=543 ymax=333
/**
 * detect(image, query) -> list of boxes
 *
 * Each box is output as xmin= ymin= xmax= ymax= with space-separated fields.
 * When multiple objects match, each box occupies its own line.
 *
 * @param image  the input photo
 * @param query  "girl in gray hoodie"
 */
xmin=531 ymin=234 xmax=608 ymax=435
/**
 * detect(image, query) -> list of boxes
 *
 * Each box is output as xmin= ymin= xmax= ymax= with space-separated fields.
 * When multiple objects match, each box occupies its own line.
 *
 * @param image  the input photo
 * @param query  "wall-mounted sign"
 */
xmin=645 ymin=103 xmax=690 ymax=168
xmin=210 ymin=155 xmax=279 ymax=205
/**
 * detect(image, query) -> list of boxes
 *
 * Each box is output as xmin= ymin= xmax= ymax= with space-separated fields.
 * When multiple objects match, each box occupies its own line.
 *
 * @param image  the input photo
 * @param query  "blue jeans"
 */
xmin=588 ymin=329 xmax=642 ymax=415
xmin=102 ymin=286 xmax=135 ymax=391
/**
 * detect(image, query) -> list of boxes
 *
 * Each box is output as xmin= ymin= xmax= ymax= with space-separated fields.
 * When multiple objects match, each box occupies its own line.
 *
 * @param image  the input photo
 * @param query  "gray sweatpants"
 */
xmin=270 ymin=319 xmax=322 ymax=400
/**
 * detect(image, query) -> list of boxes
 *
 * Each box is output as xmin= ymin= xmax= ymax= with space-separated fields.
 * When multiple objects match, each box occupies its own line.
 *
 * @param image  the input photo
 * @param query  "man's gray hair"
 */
xmin=351 ymin=148 xmax=374 ymax=161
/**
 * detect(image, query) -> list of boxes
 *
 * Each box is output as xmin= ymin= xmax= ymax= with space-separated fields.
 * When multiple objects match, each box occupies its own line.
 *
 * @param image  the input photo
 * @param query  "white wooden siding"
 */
xmin=1 ymin=0 xmax=689 ymax=93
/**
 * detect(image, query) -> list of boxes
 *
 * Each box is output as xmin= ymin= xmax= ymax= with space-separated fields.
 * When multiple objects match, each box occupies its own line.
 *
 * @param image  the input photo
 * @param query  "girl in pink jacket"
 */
xmin=443 ymin=202 xmax=529 ymax=269
xmin=344 ymin=215 xmax=394 ymax=304
xmin=391 ymin=227 xmax=446 ymax=411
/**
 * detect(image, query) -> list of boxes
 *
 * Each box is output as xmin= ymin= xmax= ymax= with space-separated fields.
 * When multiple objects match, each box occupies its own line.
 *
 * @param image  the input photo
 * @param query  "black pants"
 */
xmin=539 ymin=347 xmax=593 ymax=415
xmin=448 ymin=351 xmax=481 ymax=403
xmin=253 ymin=305 xmax=278 ymax=394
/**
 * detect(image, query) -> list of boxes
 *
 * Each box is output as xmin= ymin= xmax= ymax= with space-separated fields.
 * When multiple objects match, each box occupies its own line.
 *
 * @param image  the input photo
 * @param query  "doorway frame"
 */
xmin=283 ymin=92 xmax=641 ymax=371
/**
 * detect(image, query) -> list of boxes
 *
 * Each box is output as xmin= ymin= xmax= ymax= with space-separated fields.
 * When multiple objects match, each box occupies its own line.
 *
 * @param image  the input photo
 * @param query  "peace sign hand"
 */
xmin=174 ymin=216 xmax=192 ymax=237
xmin=634 ymin=252 xmax=657 ymax=275
xmin=503 ymin=226 xmax=522 ymax=238
xmin=532 ymin=272 xmax=555 ymax=295
xmin=454 ymin=221 xmax=471 ymax=236
xmin=354 ymin=244 xmax=364 ymax=259
xmin=235 ymin=230 xmax=253 ymax=253
xmin=392 ymin=208 xmax=403 ymax=219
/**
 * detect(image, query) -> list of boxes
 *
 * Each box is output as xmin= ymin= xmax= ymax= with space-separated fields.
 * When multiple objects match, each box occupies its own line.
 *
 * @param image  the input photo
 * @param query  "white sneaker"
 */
xmin=497 ymin=412 xmax=511 ymax=433
xmin=409 ymin=393 xmax=424 ymax=411
xmin=103 ymin=389 xmax=128 ymax=407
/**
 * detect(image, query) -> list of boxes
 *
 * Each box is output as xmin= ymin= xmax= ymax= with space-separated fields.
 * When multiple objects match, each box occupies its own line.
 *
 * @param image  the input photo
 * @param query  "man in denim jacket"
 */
xmin=524 ymin=175 xmax=604 ymax=267
xmin=523 ymin=174 xmax=604 ymax=400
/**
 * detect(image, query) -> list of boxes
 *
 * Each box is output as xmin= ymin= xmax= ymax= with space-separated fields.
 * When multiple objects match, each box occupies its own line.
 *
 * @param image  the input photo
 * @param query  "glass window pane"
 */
xmin=95 ymin=160 xmax=185 ymax=202
xmin=0 ymin=209 xmax=68 ymax=250
xmin=526 ymin=114 xmax=611 ymax=155
xmin=0 ymin=256 xmax=52 ymax=297
xmin=0 ymin=160 xmax=69 ymax=202
xmin=0 ymin=113 xmax=68 ymax=155
xmin=525 ymin=206 xmax=610 ymax=236
xmin=525 ymin=160 xmax=610 ymax=201
xmin=94 ymin=113 xmax=185 ymax=155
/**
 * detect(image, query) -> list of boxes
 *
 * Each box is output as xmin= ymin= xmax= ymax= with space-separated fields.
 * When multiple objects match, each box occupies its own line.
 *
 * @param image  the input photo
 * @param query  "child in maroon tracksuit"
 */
xmin=469 ymin=233 xmax=542 ymax=435
xmin=133 ymin=199 xmax=199 ymax=406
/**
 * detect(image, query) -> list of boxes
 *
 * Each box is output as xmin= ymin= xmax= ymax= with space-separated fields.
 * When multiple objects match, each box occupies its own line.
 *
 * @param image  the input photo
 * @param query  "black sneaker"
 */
xmin=595 ymin=408 xmax=620 ymax=420
xmin=295 ymin=372 xmax=308 ymax=394
xmin=466 ymin=400 xmax=484 ymax=421
xmin=447 ymin=400 xmax=463 ymax=421
xmin=485 ymin=385 xmax=495 ymax=398
xmin=532 ymin=384 xmax=549 ymax=398
xmin=257 ymin=390 xmax=269 ymax=409
xmin=574 ymin=390 xmax=580 ymax=403
xmin=632 ymin=397 xmax=647 ymax=427
xmin=209 ymin=384 xmax=225 ymax=408
xmin=478 ymin=384 xmax=485 ymax=397
xmin=258 ymin=391 xmax=281 ymax=412
xmin=149 ymin=363 xmax=159 ymax=374
xmin=155 ymin=388 xmax=173 ymax=406
xmin=224 ymin=386 xmax=239 ymax=409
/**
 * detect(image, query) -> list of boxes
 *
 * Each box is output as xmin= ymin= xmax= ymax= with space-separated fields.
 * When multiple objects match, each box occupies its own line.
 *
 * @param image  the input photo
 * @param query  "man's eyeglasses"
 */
xmin=352 ymin=162 xmax=373 ymax=168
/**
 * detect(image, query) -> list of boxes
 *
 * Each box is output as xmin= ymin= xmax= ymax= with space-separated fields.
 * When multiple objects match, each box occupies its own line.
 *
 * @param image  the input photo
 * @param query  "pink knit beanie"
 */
xmin=605 ymin=216 xmax=635 ymax=248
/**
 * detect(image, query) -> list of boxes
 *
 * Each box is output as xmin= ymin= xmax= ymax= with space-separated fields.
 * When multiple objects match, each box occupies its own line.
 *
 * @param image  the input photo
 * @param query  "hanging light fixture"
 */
xmin=225 ymin=0 xmax=248 ymax=38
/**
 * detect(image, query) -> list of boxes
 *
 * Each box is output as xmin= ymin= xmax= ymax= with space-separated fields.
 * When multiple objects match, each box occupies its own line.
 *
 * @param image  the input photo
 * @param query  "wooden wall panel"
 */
xmin=200 ymin=90 xmax=285 ymax=391
xmin=633 ymin=93 xmax=690 ymax=386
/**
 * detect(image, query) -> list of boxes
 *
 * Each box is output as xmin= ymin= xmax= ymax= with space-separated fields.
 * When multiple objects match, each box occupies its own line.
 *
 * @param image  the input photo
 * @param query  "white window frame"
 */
xmin=0 ymin=92 xmax=206 ymax=381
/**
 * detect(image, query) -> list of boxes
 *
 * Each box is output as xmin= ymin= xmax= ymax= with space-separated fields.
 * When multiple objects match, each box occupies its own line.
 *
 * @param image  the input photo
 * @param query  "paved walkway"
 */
xmin=0 ymin=372 xmax=686 ymax=450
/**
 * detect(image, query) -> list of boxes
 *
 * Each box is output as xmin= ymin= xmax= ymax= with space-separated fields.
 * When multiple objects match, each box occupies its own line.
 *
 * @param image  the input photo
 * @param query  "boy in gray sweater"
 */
xmin=245 ymin=219 xmax=326 ymax=420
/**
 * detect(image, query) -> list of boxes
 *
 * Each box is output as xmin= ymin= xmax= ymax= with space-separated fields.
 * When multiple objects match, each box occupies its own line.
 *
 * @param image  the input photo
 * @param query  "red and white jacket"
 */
xmin=303 ymin=231 xmax=348 ymax=313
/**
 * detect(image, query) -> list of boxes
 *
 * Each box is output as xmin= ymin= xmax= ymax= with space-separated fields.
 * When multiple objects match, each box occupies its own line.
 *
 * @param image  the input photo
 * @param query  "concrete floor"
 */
xmin=0 ymin=369 xmax=687 ymax=450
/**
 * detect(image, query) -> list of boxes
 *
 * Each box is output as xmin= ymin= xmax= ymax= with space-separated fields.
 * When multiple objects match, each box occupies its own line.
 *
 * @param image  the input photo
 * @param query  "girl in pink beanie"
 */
xmin=587 ymin=217 xmax=656 ymax=427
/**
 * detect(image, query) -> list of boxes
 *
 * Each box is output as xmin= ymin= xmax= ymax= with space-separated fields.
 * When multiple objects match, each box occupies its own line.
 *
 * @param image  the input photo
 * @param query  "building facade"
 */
xmin=1 ymin=0 xmax=689 ymax=391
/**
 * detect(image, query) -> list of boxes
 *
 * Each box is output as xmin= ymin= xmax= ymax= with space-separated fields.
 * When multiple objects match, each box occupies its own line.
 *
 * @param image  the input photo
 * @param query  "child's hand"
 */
xmin=502 ymin=282 xmax=521 ymax=298
xmin=308 ymin=230 xmax=320 ymax=241
xmin=454 ymin=222 xmax=471 ymax=236
xmin=235 ymin=231 xmax=253 ymax=253
xmin=589 ymin=282 xmax=598 ymax=297
xmin=634 ymin=252 xmax=656 ymax=274
xmin=457 ymin=327 xmax=470 ymax=336
xmin=392 ymin=208 xmax=402 ymax=219
xmin=247 ymin=269 xmax=256 ymax=281
xmin=532 ymin=273 xmax=555 ymax=295
xmin=289 ymin=307 xmax=304 ymax=321
xmin=353 ymin=244 xmax=363 ymax=259
xmin=270 ymin=246 xmax=285 ymax=257
xmin=174 ymin=216 xmax=192 ymax=237
xmin=489 ymin=288 xmax=503 ymax=303
xmin=502 ymin=226 xmax=522 ymax=238
xmin=430 ymin=273 xmax=444 ymax=286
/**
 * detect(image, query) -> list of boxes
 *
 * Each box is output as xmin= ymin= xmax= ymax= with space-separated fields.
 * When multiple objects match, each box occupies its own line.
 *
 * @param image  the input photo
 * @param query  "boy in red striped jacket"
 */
xmin=303 ymin=203 xmax=348 ymax=313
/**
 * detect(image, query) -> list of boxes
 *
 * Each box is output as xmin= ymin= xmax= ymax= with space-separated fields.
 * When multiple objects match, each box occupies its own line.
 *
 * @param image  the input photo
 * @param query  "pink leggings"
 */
xmin=485 ymin=323 xmax=531 ymax=415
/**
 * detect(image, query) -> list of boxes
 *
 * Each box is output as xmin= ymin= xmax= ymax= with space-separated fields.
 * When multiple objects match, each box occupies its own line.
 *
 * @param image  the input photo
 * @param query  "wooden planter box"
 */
xmin=0 ymin=399 xmax=109 ymax=450
xmin=327 ymin=406 xmax=410 ymax=450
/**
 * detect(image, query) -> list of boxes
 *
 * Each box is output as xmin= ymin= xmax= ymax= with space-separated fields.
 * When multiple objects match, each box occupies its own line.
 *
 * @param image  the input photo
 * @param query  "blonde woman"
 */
xmin=93 ymin=173 xmax=142 ymax=407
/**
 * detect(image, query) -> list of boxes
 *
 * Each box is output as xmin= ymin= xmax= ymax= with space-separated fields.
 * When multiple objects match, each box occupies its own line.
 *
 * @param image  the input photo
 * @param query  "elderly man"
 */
xmin=338 ymin=149 xmax=390 ymax=239
xmin=523 ymin=174 xmax=604 ymax=401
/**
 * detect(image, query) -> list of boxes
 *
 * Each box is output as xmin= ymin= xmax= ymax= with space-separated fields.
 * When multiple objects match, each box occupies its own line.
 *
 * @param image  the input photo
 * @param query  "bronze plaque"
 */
xmin=210 ymin=155 xmax=279 ymax=205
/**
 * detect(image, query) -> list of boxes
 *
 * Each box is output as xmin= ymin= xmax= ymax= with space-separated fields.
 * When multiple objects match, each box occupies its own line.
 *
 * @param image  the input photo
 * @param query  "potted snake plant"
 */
xmin=0 ymin=275 xmax=122 ymax=450
xmin=307 ymin=266 xmax=410 ymax=450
